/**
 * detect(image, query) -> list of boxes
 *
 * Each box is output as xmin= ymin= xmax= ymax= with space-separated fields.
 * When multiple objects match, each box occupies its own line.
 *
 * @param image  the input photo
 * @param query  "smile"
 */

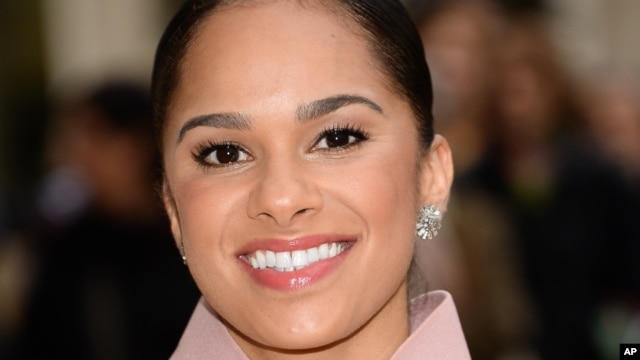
xmin=243 ymin=242 xmax=350 ymax=272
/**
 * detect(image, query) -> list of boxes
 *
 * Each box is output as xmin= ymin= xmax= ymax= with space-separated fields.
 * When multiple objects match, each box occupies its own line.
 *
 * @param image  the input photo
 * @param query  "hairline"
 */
xmin=164 ymin=0 xmax=417 ymax=139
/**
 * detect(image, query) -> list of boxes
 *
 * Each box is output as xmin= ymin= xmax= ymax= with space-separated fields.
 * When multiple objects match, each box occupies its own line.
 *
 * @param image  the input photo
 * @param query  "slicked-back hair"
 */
xmin=151 ymin=0 xmax=434 ymax=155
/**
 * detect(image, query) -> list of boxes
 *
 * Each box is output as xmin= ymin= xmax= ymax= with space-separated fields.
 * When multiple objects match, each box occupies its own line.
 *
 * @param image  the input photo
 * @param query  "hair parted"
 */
xmin=151 ymin=0 xmax=434 ymax=153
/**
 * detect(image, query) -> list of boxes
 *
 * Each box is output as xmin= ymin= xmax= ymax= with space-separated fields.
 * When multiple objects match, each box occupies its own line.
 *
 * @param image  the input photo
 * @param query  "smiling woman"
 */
xmin=152 ymin=0 xmax=469 ymax=359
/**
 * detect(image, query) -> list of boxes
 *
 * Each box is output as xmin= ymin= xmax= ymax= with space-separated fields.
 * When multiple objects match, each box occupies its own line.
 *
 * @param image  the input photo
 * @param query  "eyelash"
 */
xmin=312 ymin=123 xmax=369 ymax=152
xmin=192 ymin=123 xmax=369 ymax=168
xmin=192 ymin=140 xmax=251 ymax=169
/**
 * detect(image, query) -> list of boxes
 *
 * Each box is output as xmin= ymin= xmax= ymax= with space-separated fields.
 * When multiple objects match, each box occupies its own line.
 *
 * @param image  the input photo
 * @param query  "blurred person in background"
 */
xmin=418 ymin=0 xmax=500 ymax=175
xmin=456 ymin=11 xmax=640 ymax=360
xmin=15 ymin=81 xmax=200 ymax=360
xmin=580 ymin=73 xmax=640 ymax=359
xmin=581 ymin=74 xmax=640 ymax=189
xmin=0 ymin=228 xmax=33 ymax=360
xmin=416 ymin=2 xmax=537 ymax=359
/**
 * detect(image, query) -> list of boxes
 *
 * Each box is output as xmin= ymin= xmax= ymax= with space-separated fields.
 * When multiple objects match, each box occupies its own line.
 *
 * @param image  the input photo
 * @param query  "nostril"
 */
xmin=246 ymin=175 xmax=323 ymax=226
xmin=295 ymin=208 xmax=311 ymax=216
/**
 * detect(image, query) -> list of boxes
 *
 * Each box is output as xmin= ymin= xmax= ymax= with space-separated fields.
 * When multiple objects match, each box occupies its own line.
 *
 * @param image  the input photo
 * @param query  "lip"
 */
xmin=237 ymin=234 xmax=357 ymax=291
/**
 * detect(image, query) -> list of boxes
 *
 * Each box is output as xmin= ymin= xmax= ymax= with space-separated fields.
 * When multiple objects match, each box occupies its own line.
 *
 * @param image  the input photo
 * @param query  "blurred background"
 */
xmin=0 ymin=0 xmax=638 ymax=359
xmin=0 ymin=1 xmax=200 ymax=359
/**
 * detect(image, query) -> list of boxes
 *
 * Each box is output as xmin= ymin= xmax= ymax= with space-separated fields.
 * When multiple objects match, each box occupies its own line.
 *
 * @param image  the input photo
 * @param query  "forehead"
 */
xmin=169 ymin=1 xmax=391 ymax=116
xmin=190 ymin=2 xmax=355 ymax=65
xmin=190 ymin=0 xmax=359 ymax=53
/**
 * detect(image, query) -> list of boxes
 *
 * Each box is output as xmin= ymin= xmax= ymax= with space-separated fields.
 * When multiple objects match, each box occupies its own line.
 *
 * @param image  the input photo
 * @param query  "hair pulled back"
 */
xmin=151 ymin=0 xmax=434 ymax=153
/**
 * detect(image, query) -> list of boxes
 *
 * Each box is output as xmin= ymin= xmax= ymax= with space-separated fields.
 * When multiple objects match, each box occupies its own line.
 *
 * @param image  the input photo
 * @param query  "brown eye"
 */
xmin=315 ymin=126 xmax=368 ymax=150
xmin=194 ymin=142 xmax=250 ymax=167
xmin=213 ymin=144 xmax=240 ymax=164
xmin=325 ymin=131 xmax=352 ymax=148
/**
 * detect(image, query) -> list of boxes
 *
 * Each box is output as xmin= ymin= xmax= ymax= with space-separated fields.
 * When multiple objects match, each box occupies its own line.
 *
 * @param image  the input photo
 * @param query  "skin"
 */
xmin=161 ymin=2 xmax=453 ymax=359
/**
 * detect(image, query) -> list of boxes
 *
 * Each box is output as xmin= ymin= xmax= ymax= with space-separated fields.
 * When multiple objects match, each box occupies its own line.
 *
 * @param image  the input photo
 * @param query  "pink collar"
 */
xmin=171 ymin=290 xmax=470 ymax=359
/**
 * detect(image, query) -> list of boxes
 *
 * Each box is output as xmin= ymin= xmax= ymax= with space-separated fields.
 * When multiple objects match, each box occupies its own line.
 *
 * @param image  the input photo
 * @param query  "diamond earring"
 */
xmin=416 ymin=204 xmax=442 ymax=240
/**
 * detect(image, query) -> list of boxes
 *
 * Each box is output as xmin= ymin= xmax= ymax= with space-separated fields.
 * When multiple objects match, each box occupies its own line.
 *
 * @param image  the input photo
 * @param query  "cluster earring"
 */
xmin=416 ymin=204 xmax=442 ymax=240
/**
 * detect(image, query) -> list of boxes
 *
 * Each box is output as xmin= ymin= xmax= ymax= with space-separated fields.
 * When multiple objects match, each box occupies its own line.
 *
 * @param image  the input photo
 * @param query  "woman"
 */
xmin=152 ymin=0 xmax=469 ymax=358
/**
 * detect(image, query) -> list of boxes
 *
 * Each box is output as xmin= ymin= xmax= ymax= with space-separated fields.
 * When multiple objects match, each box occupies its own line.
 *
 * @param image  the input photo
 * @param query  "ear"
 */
xmin=162 ymin=181 xmax=184 ymax=250
xmin=418 ymin=135 xmax=454 ymax=212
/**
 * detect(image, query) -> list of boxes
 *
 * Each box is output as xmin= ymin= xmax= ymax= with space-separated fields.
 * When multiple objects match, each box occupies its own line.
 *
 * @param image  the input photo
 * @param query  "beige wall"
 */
xmin=550 ymin=0 xmax=640 ymax=82
xmin=41 ymin=0 xmax=172 ymax=94
xmin=40 ymin=0 xmax=640 ymax=91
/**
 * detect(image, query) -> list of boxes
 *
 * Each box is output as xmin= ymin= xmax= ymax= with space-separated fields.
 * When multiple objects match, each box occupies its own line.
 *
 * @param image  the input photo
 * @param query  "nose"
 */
xmin=247 ymin=156 xmax=323 ymax=227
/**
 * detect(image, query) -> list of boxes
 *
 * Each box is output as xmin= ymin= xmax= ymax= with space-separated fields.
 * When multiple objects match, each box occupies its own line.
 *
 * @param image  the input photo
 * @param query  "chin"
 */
xmin=229 ymin=304 xmax=357 ymax=353
xmin=253 ymin=325 xmax=351 ymax=353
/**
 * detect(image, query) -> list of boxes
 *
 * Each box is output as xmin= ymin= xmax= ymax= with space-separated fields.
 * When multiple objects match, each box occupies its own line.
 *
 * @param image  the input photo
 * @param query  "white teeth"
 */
xmin=328 ymin=242 xmax=337 ymax=257
xmin=265 ymin=250 xmax=276 ymax=267
xmin=274 ymin=267 xmax=296 ymax=272
xmin=275 ymin=252 xmax=292 ymax=268
xmin=256 ymin=250 xmax=266 ymax=269
xmin=291 ymin=250 xmax=308 ymax=267
xmin=245 ymin=242 xmax=348 ymax=272
xmin=307 ymin=247 xmax=319 ymax=263
xmin=318 ymin=243 xmax=329 ymax=259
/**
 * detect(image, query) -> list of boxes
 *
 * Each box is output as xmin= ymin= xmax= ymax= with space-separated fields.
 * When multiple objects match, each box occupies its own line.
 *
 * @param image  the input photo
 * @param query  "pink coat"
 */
xmin=171 ymin=290 xmax=471 ymax=359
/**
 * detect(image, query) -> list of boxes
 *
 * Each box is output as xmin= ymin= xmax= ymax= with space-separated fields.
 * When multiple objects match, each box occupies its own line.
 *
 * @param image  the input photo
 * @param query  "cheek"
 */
xmin=172 ymin=178 xmax=241 ymax=266
xmin=330 ymin=146 xmax=420 ymax=268
xmin=347 ymin=147 xmax=420 ymax=232
xmin=328 ymin=148 xmax=419 ymax=316
xmin=359 ymin=171 xmax=415 ymax=230
xmin=171 ymin=176 xmax=257 ymax=307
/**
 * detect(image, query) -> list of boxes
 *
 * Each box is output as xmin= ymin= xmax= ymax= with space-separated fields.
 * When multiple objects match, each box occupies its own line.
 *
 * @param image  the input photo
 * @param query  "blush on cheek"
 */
xmin=343 ymin=155 xmax=419 ymax=278
xmin=361 ymin=154 xmax=419 ymax=212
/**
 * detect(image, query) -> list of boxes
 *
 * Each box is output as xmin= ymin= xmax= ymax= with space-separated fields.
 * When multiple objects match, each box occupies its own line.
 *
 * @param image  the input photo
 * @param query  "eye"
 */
xmin=193 ymin=142 xmax=251 ymax=167
xmin=314 ymin=125 xmax=368 ymax=151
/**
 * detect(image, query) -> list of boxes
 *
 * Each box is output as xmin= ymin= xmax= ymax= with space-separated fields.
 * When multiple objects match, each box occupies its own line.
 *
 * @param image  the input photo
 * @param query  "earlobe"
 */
xmin=418 ymin=135 xmax=454 ymax=212
xmin=162 ymin=181 xmax=184 ymax=252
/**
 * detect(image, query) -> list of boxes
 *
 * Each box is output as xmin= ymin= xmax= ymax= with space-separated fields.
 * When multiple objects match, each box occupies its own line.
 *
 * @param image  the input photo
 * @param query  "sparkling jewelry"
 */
xmin=180 ymin=243 xmax=187 ymax=265
xmin=416 ymin=204 xmax=442 ymax=240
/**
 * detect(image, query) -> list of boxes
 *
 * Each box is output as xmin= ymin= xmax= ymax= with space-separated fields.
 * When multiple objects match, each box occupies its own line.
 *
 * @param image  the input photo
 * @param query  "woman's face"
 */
xmin=162 ymin=1 xmax=451 ymax=354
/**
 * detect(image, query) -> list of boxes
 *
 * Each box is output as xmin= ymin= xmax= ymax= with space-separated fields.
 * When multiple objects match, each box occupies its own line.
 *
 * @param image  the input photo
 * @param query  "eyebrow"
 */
xmin=177 ymin=112 xmax=250 ymax=143
xmin=296 ymin=94 xmax=383 ymax=123
xmin=177 ymin=94 xmax=383 ymax=143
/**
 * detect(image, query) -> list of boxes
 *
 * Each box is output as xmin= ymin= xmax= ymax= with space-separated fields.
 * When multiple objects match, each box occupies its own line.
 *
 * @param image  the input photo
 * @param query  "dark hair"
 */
xmin=151 ymin=0 xmax=434 ymax=153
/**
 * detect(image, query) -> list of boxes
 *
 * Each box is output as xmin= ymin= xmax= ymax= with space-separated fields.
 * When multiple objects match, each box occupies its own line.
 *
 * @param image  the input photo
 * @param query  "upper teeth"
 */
xmin=245 ymin=242 xmax=347 ymax=272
